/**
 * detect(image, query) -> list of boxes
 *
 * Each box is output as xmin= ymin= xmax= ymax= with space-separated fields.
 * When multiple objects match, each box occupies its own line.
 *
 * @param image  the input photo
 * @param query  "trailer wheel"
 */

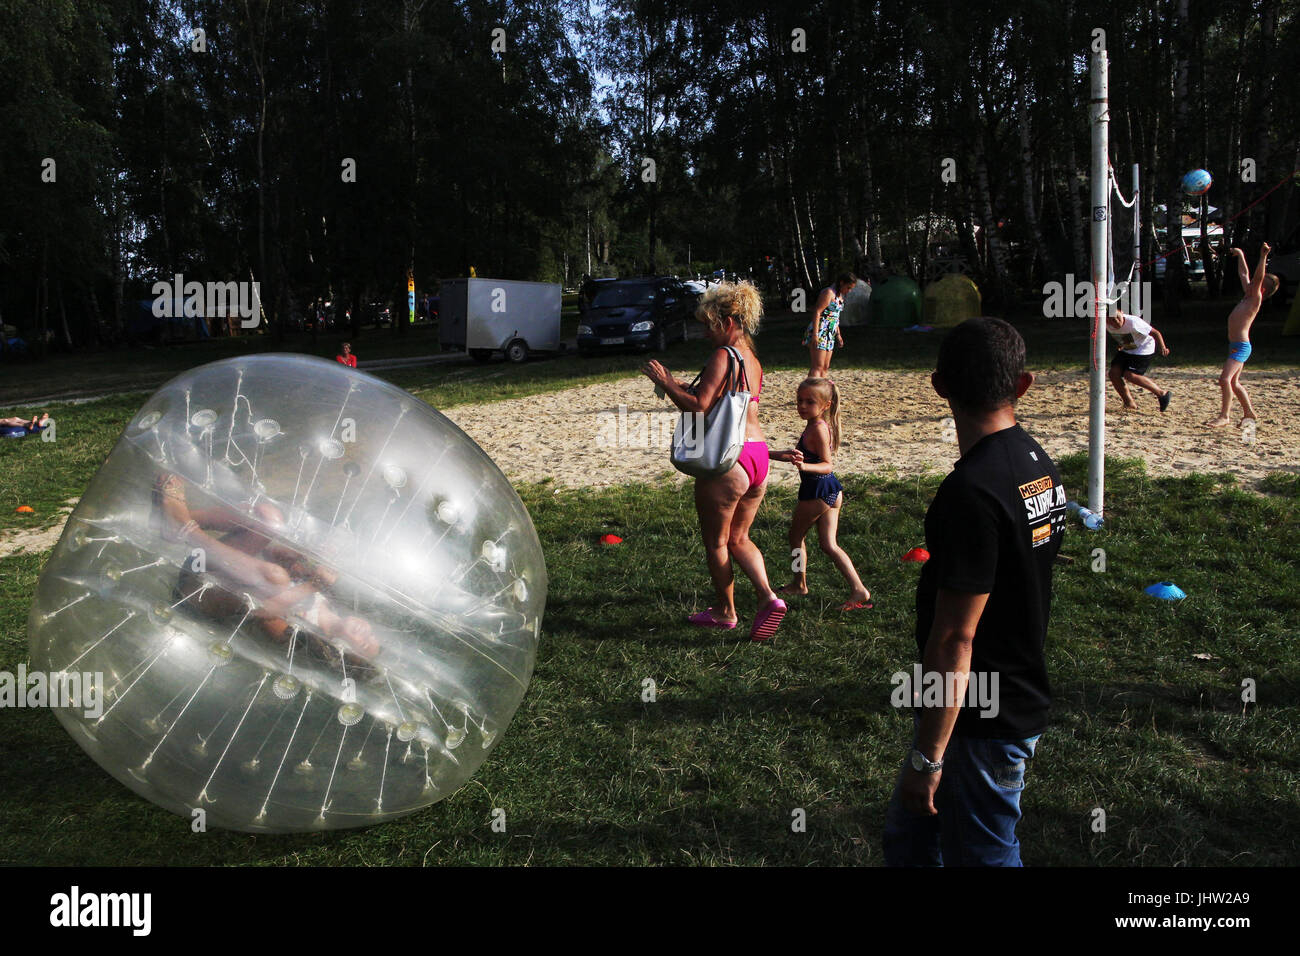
xmin=505 ymin=339 xmax=529 ymax=364
xmin=469 ymin=349 xmax=493 ymax=363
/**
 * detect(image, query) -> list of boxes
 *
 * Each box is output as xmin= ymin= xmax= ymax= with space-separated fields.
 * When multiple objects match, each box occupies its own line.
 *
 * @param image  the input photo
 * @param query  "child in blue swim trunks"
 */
xmin=1207 ymin=242 xmax=1279 ymax=428
xmin=770 ymin=378 xmax=872 ymax=611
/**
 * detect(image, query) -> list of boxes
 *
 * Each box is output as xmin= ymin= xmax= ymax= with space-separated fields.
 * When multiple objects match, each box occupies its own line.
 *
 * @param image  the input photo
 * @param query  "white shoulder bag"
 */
xmin=670 ymin=346 xmax=752 ymax=478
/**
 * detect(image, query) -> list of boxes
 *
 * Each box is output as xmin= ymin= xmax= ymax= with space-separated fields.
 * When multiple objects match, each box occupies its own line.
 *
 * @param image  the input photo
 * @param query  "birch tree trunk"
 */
xmin=804 ymin=191 xmax=820 ymax=283
xmin=1064 ymin=142 xmax=1087 ymax=280
xmin=1226 ymin=19 xmax=1247 ymax=249
xmin=1164 ymin=0 xmax=1190 ymax=317
xmin=1251 ymin=0 xmax=1277 ymax=240
xmin=399 ymin=0 xmax=427 ymax=336
xmin=245 ymin=0 xmax=273 ymax=340
xmin=833 ymin=139 xmax=846 ymax=268
xmin=1017 ymin=78 xmax=1056 ymax=280
xmin=744 ymin=32 xmax=797 ymax=296
xmin=972 ymin=118 xmax=1010 ymax=296
xmin=35 ymin=236 xmax=48 ymax=358
xmin=863 ymin=138 xmax=881 ymax=269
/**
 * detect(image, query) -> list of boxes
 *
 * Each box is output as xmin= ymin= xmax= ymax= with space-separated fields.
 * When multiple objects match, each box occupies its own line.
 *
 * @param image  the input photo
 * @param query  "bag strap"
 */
xmin=722 ymin=345 xmax=750 ymax=394
xmin=690 ymin=346 xmax=750 ymax=397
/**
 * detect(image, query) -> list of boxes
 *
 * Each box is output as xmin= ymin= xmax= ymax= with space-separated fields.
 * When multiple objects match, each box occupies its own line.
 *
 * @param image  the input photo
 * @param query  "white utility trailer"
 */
xmin=438 ymin=278 xmax=562 ymax=363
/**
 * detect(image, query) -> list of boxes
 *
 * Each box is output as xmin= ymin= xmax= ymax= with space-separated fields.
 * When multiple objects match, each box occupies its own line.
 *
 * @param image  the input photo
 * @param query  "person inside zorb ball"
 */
xmin=28 ymin=355 xmax=546 ymax=833
xmin=153 ymin=473 xmax=381 ymax=670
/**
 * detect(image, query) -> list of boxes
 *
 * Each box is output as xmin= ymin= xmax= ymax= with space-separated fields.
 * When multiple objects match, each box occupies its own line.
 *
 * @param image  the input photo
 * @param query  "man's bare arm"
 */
xmin=914 ymin=588 xmax=990 ymax=763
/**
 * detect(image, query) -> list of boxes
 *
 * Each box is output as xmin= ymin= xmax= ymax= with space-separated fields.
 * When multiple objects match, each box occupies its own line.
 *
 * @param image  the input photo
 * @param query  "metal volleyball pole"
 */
xmin=1088 ymin=51 xmax=1109 ymax=517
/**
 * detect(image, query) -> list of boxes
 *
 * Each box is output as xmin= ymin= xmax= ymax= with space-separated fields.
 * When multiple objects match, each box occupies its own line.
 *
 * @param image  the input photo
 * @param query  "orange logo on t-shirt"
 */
xmin=1018 ymin=476 xmax=1054 ymax=499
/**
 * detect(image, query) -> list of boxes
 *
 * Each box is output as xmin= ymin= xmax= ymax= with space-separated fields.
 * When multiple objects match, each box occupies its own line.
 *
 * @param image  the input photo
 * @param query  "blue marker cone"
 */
xmin=1144 ymin=581 xmax=1186 ymax=601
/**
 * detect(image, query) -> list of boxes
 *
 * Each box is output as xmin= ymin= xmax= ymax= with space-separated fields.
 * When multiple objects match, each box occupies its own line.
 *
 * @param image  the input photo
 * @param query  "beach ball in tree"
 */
xmin=1181 ymin=169 xmax=1212 ymax=196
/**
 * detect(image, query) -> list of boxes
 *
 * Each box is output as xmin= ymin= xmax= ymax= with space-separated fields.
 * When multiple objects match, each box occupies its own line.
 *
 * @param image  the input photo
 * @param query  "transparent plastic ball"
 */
xmin=28 ymin=355 xmax=546 ymax=832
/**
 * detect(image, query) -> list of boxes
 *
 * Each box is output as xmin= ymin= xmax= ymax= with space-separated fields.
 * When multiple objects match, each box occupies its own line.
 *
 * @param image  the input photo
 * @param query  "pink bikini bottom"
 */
xmin=735 ymin=441 xmax=770 ymax=489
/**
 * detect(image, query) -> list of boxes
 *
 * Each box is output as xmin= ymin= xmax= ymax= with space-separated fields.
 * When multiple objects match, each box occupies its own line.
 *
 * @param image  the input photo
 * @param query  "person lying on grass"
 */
xmin=0 ymin=412 xmax=50 ymax=433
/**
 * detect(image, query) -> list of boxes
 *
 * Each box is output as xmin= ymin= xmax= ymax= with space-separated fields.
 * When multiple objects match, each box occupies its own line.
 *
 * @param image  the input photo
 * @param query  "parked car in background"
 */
xmin=367 ymin=301 xmax=392 ymax=325
xmin=303 ymin=299 xmax=337 ymax=332
xmin=578 ymin=276 xmax=617 ymax=313
xmin=576 ymin=276 xmax=698 ymax=354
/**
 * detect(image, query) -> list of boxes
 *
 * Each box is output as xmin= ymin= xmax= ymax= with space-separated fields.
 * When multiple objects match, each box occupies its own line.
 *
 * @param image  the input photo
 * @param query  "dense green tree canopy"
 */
xmin=1 ymin=0 xmax=1296 ymax=351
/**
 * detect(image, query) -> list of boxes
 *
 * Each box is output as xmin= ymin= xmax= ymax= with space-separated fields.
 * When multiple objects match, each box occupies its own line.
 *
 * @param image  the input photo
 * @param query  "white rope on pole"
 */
xmin=1106 ymin=188 xmax=1136 ymax=297
xmin=1107 ymin=186 xmax=1115 ymax=299
xmin=1109 ymin=165 xmax=1138 ymax=208
xmin=1105 ymin=163 xmax=1141 ymax=313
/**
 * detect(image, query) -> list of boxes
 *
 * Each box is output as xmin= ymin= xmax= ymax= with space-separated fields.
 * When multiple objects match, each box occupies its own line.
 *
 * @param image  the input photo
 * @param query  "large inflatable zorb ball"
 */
xmin=29 ymin=355 xmax=545 ymax=832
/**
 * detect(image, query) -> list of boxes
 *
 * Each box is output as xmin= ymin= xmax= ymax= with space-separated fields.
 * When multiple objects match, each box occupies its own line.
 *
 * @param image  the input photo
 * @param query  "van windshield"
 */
xmin=590 ymin=282 xmax=655 ymax=309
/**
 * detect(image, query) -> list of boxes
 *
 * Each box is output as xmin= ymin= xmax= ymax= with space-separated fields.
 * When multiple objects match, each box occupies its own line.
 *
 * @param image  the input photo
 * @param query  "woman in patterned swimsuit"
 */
xmin=802 ymin=273 xmax=857 ymax=377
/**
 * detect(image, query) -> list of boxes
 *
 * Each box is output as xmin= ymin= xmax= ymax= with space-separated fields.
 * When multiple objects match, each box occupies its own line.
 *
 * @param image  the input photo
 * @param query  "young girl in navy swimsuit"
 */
xmin=771 ymin=378 xmax=872 ymax=611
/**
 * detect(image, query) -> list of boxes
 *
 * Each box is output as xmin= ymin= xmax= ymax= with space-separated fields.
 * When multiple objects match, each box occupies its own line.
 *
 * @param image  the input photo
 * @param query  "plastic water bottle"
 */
xmin=1067 ymin=500 xmax=1104 ymax=530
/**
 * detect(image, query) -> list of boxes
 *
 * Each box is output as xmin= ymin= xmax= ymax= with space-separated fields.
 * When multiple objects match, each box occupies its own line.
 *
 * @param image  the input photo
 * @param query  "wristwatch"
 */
xmin=909 ymin=748 xmax=944 ymax=773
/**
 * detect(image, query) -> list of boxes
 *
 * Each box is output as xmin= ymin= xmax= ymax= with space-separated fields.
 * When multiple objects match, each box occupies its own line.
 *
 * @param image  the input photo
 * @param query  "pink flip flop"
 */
xmin=750 ymin=597 xmax=787 ymax=642
xmin=839 ymin=600 xmax=874 ymax=612
xmin=688 ymin=608 xmax=737 ymax=629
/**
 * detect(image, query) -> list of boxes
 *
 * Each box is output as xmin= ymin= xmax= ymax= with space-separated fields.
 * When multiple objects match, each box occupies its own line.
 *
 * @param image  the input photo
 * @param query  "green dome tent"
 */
xmin=923 ymin=274 xmax=982 ymax=328
xmin=867 ymin=276 xmax=921 ymax=328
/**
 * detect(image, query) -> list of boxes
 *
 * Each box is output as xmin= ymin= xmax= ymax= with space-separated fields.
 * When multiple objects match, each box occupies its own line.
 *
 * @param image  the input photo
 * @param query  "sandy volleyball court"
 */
xmin=442 ymin=365 xmax=1300 ymax=491
xmin=2 ymin=365 xmax=1293 ymax=559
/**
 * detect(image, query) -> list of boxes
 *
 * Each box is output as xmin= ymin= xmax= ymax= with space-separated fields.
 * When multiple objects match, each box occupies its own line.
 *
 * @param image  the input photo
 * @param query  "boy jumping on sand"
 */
xmin=1207 ymin=242 xmax=1279 ymax=428
xmin=1106 ymin=311 xmax=1171 ymax=412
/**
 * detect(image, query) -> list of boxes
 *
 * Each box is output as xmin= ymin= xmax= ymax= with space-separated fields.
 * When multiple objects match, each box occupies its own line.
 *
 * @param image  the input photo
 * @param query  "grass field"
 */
xmin=0 ymin=298 xmax=1297 ymax=865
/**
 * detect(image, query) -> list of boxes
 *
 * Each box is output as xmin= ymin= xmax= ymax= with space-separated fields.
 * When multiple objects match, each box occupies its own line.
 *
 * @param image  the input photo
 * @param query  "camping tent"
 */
xmin=922 ymin=275 xmax=981 ymax=328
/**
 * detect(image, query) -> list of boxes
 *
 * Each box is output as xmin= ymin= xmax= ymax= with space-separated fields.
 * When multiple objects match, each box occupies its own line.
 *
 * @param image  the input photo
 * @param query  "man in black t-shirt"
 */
xmin=883 ymin=317 xmax=1066 ymax=867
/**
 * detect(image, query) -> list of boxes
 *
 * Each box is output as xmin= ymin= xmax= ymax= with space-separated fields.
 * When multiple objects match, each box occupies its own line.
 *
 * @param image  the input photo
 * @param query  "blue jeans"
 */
xmin=883 ymin=725 xmax=1041 ymax=867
